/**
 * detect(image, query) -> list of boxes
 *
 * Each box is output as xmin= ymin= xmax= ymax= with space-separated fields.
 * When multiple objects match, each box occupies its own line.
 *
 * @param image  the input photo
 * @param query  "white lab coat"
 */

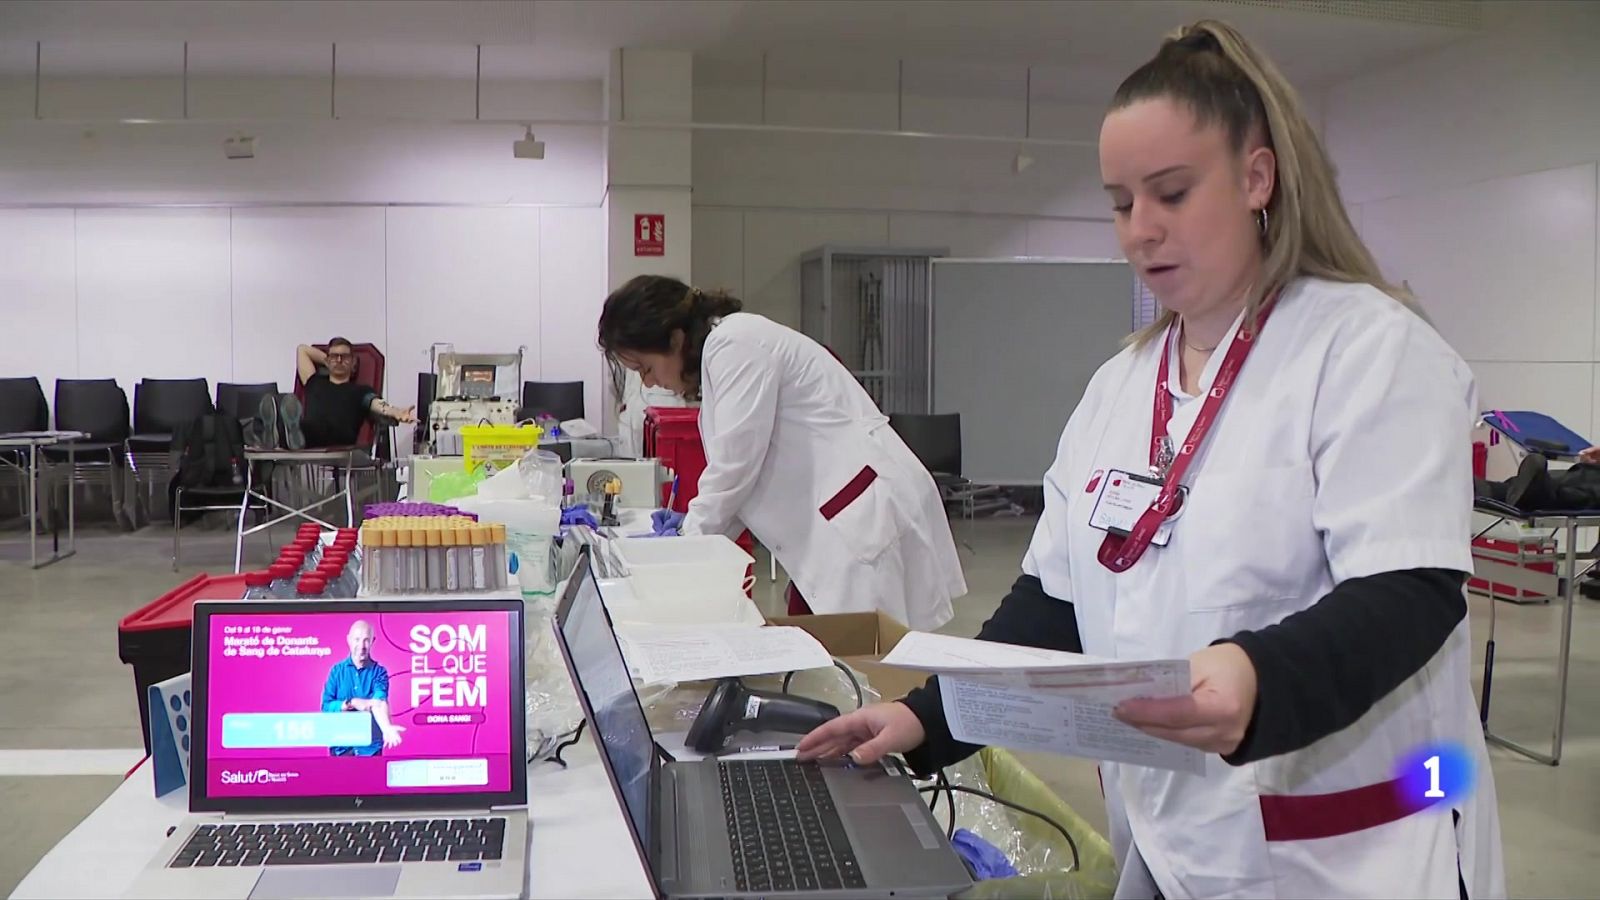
xmin=682 ymin=313 xmax=966 ymax=631
xmin=1025 ymin=278 xmax=1504 ymax=898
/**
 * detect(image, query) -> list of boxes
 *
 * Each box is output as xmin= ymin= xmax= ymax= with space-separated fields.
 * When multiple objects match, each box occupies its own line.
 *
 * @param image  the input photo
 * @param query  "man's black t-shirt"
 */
xmin=301 ymin=373 xmax=375 ymax=448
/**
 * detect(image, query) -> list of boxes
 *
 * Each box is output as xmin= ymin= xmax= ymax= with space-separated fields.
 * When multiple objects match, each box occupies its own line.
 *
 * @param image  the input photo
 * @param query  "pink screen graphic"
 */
xmin=205 ymin=610 xmax=515 ymax=799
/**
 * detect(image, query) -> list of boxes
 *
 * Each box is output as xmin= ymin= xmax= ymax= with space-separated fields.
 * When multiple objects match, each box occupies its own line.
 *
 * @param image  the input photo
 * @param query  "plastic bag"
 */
xmin=428 ymin=469 xmax=484 ymax=503
xmin=523 ymin=595 xmax=583 ymax=761
xmin=516 ymin=449 xmax=565 ymax=503
xmin=457 ymin=498 xmax=561 ymax=597
xmin=939 ymin=748 xmax=1119 ymax=899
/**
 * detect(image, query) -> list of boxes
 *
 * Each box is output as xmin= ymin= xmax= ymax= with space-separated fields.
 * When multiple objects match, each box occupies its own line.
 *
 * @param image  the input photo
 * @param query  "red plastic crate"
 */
xmin=645 ymin=407 xmax=707 ymax=512
xmin=643 ymin=407 xmax=759 ymax=597
xmin=1468 ymin=536 xmax=1557 ymax=600
xmin=118 ymin=573 xmax=250 ymax=753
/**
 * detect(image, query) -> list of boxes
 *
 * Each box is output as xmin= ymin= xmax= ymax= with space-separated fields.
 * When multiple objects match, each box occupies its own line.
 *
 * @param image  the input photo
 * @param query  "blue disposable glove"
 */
xmin=561 ymin=506 xmax=598 ymax=529
xmin=651 ymin=509 xmax=686 ymax=536
xmin=950 ymin=828 xmax=1018 ymax=880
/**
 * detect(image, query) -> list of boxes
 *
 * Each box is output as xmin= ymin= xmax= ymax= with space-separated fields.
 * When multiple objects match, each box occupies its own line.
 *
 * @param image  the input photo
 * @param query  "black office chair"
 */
xmin=128 ymin=379 xmax=214 ymax=519
xmin=520 ymin=381 xmax=586 ymax=423
xmin=44 ymin=379 xmax=132 ymax=524
xmin=414 ymin=373 xmax=438 ymax=454
xmin=888 ymin=412 xmax=999 ymax=524
xmin=0 ymin=377 xmax=50 ymax=522
xmin=129 ymin=378 xmax=212 ymax=452
xmin=216 ymin=382 xmax=278 ymax=427
xmin=889 ymin=413 xmax=962 ymax=481
xmin=0 ymin=376 xmax=48 ymax=435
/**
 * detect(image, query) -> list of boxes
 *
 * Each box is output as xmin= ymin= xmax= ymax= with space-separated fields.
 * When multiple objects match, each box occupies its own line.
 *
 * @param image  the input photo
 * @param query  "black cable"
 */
xmin=937 ymin=771 xmax=955 ymax=840
xmin=546 ymin=720 xmax=586 ymax=768
xmin=780 ymin=659 xmax=865 ymax=710
xmin=918 ymin=782 xmax=1080 ymax=873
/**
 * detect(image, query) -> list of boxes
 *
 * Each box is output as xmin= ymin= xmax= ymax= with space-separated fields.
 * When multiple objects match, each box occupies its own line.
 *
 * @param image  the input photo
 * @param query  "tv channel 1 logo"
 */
xmin=1394 ymin=742 xmax=1475 ymax=812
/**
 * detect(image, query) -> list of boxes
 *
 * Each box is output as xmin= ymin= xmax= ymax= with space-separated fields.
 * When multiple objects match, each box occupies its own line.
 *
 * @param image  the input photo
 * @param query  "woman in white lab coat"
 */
xmin=800 ymin=20 xmax=1504 ymax=899
xmin=597 ymin=275 xmax=967 ymax=631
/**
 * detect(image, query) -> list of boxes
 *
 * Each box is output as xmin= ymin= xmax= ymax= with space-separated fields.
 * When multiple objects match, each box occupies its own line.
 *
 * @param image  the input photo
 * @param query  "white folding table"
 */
xmin=232 ymin=449 xmax=367 ymax=572
xmin=0 ymin=430 xmax=85 ymax=569
xmin=1472 ymin=499 xmax=1595 ymax=766
xmin=8 ymin=736 xmax=652 ymax=900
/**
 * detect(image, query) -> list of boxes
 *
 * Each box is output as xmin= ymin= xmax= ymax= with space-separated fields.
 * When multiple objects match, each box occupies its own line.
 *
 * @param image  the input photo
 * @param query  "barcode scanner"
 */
xmin=686 ymin=677 xmax=841 ymax=754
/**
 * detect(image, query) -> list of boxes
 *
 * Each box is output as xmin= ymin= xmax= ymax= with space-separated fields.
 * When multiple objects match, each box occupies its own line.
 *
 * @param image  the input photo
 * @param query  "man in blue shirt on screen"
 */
xmin=321 ymin=620 xmax=405 ymax=756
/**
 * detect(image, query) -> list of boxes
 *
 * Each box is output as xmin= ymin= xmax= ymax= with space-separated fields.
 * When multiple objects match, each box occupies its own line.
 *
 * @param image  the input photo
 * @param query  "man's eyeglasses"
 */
xmin=327 ymin=352 xmax=354 ymax=362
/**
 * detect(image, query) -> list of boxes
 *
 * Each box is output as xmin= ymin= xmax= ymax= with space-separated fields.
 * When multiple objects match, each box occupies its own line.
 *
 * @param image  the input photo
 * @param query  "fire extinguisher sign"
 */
xmin=634 ymin=214 xmax=665 ymax=257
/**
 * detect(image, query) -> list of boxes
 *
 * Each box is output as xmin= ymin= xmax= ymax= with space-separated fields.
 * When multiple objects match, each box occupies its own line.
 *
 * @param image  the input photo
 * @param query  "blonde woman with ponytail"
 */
xmin=802 ymin=20 xmax=1503 ymax=898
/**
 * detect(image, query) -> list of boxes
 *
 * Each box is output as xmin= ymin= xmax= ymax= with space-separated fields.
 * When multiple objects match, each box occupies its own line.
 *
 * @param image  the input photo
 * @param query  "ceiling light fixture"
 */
xmin=513 ymin=126 xmax=545 ymax=160
xmin=223 ymin=135 xmax=256 ymax=160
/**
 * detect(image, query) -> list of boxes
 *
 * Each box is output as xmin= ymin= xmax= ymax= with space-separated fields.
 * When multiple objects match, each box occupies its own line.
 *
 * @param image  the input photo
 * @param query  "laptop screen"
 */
xmin=557 ymin=564 xmax=656 ymax=864
xmin=197 ymin=605 xmax=521 ymax=806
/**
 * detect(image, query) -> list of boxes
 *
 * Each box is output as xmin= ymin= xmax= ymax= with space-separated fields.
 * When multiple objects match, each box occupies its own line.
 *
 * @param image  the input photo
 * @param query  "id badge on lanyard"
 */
xmin=1095 ymin=296 xmax=1277 ymax=574
xmin=1089 ymin=470 xmax=1184 ymax=546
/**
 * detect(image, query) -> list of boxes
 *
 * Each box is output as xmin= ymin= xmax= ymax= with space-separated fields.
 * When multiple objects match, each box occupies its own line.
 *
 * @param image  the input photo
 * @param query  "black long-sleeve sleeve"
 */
xmin=1218 ymin=567 xmax=1466 ymax=765
xmin=899 ymin=574 xmax=1082 ymax=775
xmin=894 ymin=567 xmax=1465 ymax=775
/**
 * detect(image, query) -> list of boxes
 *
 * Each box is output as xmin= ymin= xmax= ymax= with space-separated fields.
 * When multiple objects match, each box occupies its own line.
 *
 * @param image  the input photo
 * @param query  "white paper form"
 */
xmin=881 ymin=632 xmax=1206 ymax=774
xmin=615 ymin=624 xmax=834 ymax=685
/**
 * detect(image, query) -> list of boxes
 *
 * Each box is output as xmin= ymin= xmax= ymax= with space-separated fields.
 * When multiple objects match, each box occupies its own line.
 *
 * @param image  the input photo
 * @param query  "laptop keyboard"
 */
xmin=719 ymin=760 xmax=866 ymax=894
xmin=167 ymin=818 xmax=508 ymax=868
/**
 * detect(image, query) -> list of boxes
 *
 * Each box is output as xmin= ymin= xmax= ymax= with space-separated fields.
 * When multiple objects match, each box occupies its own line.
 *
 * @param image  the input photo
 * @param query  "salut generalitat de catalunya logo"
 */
xmin=1084 ymin=470 xmax=1105 ymax=494
xmin=221 ymin=768 xmax=299 ymax=786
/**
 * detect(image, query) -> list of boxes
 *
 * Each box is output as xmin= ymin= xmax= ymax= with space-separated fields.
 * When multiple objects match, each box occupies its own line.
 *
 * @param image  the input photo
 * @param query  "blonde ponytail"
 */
xmin=1114 ymin=20 xmax=1421 ymax=347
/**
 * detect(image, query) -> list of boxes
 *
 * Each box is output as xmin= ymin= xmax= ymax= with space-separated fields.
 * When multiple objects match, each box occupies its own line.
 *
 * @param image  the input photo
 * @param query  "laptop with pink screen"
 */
xmin=127 ymin=598 xmax=528 ymax=900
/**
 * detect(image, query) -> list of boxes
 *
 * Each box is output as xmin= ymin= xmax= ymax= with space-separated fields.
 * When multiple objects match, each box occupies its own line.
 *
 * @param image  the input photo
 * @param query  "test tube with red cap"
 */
xmin=242 ymin=571 xmax=273 ymax=600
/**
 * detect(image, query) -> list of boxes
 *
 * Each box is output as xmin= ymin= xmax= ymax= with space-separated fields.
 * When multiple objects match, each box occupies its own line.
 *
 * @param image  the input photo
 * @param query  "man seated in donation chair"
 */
xmin=249 ymin=337 xmax=415 ymax=451
xmin=1474 ymin=410 xmax=1600 ymax=513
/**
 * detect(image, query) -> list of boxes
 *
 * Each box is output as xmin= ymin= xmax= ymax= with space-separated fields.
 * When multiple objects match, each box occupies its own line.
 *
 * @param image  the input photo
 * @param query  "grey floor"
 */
xmin=0 ymin=516 xmax=1596 ymax=897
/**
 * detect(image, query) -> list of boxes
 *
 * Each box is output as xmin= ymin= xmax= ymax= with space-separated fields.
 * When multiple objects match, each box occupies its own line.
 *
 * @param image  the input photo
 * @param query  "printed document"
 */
xmin=616 ymin=624 xmax=833 ymax=685
xmin=881 ymin=632 xmax=1205 ymax=774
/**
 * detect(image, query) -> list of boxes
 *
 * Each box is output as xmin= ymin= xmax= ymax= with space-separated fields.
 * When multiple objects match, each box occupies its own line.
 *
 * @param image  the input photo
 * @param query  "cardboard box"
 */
xmin=765 ymin=611 xmax=931 ymax=700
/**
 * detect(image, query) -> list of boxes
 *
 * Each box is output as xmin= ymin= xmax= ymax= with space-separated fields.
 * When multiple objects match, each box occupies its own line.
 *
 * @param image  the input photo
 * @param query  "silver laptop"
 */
xmin=127 ymin=598 xmax=529 ymax=900
xmin=553 ymin=553 xmax=973 ymax=899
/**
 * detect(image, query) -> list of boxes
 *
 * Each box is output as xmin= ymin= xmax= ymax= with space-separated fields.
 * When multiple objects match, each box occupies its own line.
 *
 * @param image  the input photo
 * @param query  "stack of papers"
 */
xmin=615 ymin=623 xmax=834 ymax=685
xmin=881 ymin=632 xmax=1205 ymax=774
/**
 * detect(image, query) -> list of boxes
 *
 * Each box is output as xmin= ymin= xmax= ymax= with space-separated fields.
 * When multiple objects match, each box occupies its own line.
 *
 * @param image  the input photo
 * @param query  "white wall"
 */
xmin=691 ymin=50 xmax=1122 ymax=328
xmin=0 ymin=206 xmax=607 ymax=435
xmin=0 ymin=40 xmax=610 ymax=439
xmin=1326 ymin=7 xmax=1600 ymax=439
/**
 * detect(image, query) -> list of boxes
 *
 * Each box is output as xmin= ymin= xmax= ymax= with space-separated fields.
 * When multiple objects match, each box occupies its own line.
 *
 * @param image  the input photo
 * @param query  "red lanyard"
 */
xmin=1097 ymin=299 xmax=1277 ymax=573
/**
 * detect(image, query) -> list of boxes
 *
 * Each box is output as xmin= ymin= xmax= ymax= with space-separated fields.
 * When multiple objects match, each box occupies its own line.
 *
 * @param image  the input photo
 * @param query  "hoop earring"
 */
xmin=1257 ymin=207 xmax=1269 ymax=238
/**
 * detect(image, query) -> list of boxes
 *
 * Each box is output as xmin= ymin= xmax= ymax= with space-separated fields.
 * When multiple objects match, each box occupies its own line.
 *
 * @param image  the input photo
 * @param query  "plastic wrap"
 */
xmin=516 ymin=449 xmax=565 ymax=502
xmin=523 ymin=596 xmax=583 ymax=761
xmin=937 ymin=748 xmax=1119 ymax=899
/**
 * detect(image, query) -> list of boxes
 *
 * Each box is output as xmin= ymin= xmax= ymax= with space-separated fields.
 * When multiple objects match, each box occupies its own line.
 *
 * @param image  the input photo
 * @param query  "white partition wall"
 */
xmin=73 ymin=209 xmax=233 ymax=389
xmin=229 ymin=207 xmax=389 ymax=389
xmin=1361 ymin=164 xmax=1597 ymax=367
xmin=0 ymin=209 xmax=79 ymax=403
xmin=0 ymin=206 xmax=605 ymax=440
xmin=384 ymin=206 xmax=544 ymax=423
xmin=538 ymin=207 xmax=608 ymax=426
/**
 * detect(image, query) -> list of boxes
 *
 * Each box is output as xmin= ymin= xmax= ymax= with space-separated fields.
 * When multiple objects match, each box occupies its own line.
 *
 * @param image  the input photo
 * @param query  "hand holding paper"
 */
xmin=879 ymin=632 xmax=1207 ymax=774
xmin=1112 ymin=642 xmax=1258 ymax=756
